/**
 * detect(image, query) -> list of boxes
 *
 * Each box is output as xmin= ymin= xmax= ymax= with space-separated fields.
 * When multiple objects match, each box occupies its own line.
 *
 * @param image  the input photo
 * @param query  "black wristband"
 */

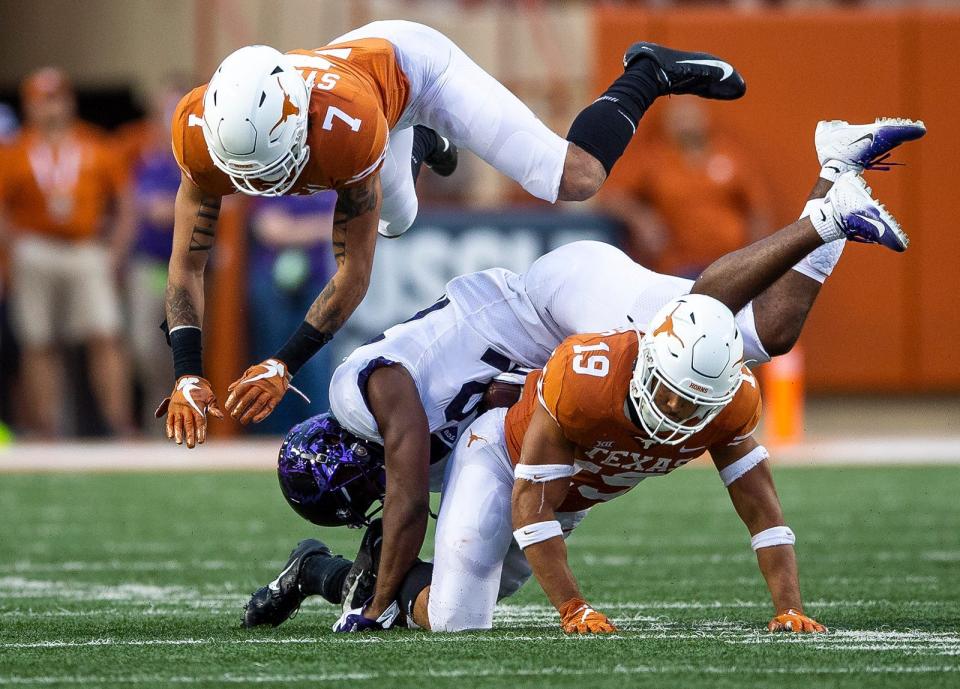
xmin=275 ymin=321 xmax=332 ymax=375
xmin=170 ymin=326 xmax=203 ymax=379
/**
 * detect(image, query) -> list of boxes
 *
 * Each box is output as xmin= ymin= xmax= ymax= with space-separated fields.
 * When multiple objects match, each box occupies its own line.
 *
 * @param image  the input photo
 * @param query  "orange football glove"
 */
xmin=559 ymin=598 xmax=617 ymax=635
xmin=224 ymin=358 xmax=292 ymax=425
xmin=155 ymin=376 xmax=223 ymax=448
xmin=768 ymin=609 xmax=827 ymax=633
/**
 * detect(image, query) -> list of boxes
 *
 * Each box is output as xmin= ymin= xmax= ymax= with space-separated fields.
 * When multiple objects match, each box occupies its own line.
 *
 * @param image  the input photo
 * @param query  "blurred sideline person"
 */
xmin=246 ymin=192 xmax=337 ymax=434
xmin=157 ymin=20 xmax=749 ymax=447
xmin=603 ymin=99 xmax=771 ymax=279
xmin=117 ymin=77 xmax=191 ymax=433
xmin=239 ymin=119 xmax=925 ymax=633
xmin=0 ymin=68 xmax=135 ymax=438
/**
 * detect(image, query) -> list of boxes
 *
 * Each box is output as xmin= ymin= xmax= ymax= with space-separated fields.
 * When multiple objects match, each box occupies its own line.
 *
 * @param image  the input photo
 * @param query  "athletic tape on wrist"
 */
xmin=513 ymin=520 xmax=563 ymax=550
xmin=514 ymin=463 xmax=575 ymax=483
xmin=751 ymin=525 xmax=796 ymax=551
xmin=718 ymin=445 xmax=769 ymax=487
xmin=275 ymin=321 xmax=332 ymax=375
xmin=170 ymin=325 xmax=203 ymax=379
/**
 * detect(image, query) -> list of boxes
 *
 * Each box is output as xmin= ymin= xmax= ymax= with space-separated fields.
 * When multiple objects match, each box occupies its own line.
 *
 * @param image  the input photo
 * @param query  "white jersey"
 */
xmin=329 ymin=241 xmax=768 ymax=488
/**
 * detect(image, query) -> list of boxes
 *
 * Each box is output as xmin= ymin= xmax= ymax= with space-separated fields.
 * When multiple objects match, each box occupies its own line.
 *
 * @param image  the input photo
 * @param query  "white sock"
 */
xmin=818 ymin=159 xmax=859 ymax=183
xmin=792 ymin=198 xmax=845 ymax=283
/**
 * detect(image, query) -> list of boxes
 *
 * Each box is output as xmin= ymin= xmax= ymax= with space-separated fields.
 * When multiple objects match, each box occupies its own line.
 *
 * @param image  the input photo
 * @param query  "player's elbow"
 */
xmin=761 ymin=330 xmax=799 ymax=359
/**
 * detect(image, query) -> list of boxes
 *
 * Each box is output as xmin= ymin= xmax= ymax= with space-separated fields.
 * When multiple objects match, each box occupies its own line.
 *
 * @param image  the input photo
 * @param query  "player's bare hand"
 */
xmin=768 ymin=609 xmax=826 ymax=633
xmin=224 ymin=359 xmax=290 ymax=425
xmin=559 ymin=598 xmax=617 ymax=634
xmin=155 ymin=376 xmax=223 ymax=448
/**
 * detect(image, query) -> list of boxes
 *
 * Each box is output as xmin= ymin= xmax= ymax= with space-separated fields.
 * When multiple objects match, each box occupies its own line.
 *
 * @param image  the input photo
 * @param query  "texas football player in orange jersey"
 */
xmin=385 ymin=294 xmax=827 ymax=634
xmin=157 ymin=20 xmax=752 ymax=448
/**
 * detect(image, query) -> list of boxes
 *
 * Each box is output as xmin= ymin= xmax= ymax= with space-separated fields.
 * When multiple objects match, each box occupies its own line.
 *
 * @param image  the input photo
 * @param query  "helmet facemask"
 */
xmin=627 ymin=294 xmax=745 ymax=446
xmin=629 ymin=337 xmax=740 ymax=445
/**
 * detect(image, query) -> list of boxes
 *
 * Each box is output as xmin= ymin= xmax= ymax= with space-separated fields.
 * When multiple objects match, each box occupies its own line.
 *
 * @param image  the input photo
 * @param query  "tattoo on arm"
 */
xmin=304 ymin=179 xmax=379 ymax=337
xmin=331 ymin=181 xmax=378 ymax=265
xmin=165 ymin=284 xmax=200 ymax=328
xmin=305 ymin=279 xmax=343 ymax=335
xmin=188 ymin=196 xmax=221 ymax=252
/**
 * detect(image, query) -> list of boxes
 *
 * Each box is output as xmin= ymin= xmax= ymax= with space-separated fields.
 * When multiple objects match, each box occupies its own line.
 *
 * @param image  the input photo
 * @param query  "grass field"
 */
xmin=1 ymin=464 xmax=958 ymax=688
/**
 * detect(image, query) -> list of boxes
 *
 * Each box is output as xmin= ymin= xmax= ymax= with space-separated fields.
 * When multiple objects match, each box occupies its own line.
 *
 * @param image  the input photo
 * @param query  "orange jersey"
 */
xmin=0 ymin=124 xmax=129 ymax=241
xmin=504 ymin=330 xmax=761 ymax=513
xmin=172 ymin=38 xmax=410 ymax=196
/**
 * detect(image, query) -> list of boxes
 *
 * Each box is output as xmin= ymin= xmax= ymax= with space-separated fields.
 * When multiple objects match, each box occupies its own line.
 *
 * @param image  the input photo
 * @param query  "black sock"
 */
xmin=397 ymin=560 xmax=433 ymax=619
xmin=566 ymin=59 xmax=662 ymax=175
xmin=300 ymin=554 xmax=352 ymax=605
xmin=411 ymin=125 xmax=439 ymax=183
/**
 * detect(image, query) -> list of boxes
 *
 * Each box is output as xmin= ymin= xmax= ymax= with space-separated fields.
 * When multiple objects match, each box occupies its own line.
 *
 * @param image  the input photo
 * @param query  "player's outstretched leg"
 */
xmin=242 ymin=539 xmax=351 ymax=628
xmin=693 ymin=118 xmax=924 ymax=356
xmin=560 ymin=43 xmax=746 ymax=201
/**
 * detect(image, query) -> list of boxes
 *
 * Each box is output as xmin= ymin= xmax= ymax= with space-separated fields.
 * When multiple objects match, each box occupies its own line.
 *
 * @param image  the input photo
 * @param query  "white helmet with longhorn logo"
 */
xmin=629 ymin=294 xmax=744 ymax=445
xmin=202 ymin=45 xmax=310 ymax=196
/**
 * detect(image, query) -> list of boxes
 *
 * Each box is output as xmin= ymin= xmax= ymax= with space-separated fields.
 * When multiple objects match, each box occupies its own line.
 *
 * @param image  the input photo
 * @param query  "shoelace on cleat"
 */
xmin=864 ymin=152 xmax=906 ymax=172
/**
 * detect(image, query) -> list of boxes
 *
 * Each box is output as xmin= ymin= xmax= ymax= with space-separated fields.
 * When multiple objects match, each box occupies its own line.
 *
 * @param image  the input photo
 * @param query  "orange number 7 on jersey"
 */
xmin=572 ymin=343 xmax=609 ymax=377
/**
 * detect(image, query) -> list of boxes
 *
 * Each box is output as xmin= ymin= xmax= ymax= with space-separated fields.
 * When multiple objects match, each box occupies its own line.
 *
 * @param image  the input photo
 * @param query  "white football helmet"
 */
xmin=202 ymin=45 xmax=310 ymax=196
xmin=629 ymin=294 xmax=744 ymax=445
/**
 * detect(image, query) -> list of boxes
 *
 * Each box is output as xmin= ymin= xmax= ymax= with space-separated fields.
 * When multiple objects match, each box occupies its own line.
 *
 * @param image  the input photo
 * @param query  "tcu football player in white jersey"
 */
xmin=240 ymin=118 xmax=924 ymax=632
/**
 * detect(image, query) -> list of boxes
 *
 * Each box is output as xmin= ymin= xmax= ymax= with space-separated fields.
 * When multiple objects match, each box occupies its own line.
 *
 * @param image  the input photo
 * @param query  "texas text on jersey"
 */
xmin=172 ymin=38 xmax=409 ymax=195
xmin=504 ymin=330 xmax=761 ymax=512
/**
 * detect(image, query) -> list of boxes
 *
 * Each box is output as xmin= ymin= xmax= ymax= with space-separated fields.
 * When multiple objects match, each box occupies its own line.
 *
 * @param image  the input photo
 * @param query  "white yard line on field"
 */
xmin=0 ymin=664 xmax=957 ymax=686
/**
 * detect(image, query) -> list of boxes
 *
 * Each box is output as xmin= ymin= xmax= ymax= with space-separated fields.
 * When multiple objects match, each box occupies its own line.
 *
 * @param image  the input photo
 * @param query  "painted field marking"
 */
xmin=0 ymin=664 xmax=957 ymax=686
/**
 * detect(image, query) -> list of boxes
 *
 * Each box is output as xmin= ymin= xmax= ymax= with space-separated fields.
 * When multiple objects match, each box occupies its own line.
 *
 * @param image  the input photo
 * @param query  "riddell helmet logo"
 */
xmin=688 ymin=381 xmax=710 ymax=394
xmin=270 ymin=88 xmax=300 ymax=135
xmin=653 ymin=303 xmax=686 ymax=347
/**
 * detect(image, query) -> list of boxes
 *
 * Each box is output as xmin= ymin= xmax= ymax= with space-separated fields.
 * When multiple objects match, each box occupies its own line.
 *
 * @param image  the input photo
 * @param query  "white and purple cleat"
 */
xmin=816 ymin=117 xmax=926 ymax=173
xmin=827 ymin=171 xmax=908 ymax=252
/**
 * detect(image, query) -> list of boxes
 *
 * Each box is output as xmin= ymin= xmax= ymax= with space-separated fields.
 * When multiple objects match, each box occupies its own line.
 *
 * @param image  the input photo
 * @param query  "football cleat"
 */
xmin=623 ymin=42 xmax=746 ymax=100
xmin=340 ymin=518 xmax=383 ymax=613
xmin=242 ymin=539 xmax=331 ymax=628
xmin=424 ymin=134 xmax=458 ymax=177
xmin=827 ymin=171 xmax=908 ymax=252
xmin=816 ymin=118 xmax=926 ymax=173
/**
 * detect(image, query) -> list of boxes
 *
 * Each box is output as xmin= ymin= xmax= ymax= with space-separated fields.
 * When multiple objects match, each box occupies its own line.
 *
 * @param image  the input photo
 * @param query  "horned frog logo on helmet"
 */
xmin=202 ymin=45 xmax=311 ymax=196
xmin=629 ymin=294 xmax=744 ymax=445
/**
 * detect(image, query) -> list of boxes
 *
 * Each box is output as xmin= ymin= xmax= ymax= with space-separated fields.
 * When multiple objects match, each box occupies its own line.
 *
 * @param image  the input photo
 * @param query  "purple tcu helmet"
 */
xmin=278 ymin=413 xmax=386 ymax=527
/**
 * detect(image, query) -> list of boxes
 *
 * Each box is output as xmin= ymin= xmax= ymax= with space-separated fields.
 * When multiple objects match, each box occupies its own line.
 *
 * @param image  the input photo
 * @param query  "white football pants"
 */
xmin=332 ymin=20 xmax=570 ymax=236
xmin=428 ymin=407 xmax=588 ymax=632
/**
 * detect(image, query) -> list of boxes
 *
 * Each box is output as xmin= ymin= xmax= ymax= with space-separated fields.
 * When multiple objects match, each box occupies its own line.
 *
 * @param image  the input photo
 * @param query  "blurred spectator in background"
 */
xmin=602 ymin=99 xmax=770 ymax=279
xmin=246 ymin=192 xmax=337 ymax=435
xmin=0 ymin=68 xmax=134 ymax=438
xmin=116 ymin=76 xmax=192 ymax=434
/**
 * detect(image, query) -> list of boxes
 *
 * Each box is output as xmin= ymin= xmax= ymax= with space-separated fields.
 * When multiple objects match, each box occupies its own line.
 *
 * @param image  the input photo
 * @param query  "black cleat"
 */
xmin=340 ymin=518 xmax=383 ymax=612
xmin=242 ymin=539 xmax=331 ymax=628
xmin=424 ymin=134 xmax=458 ymax=177
xmin=623 ymin=42 xmax=746 ymax=100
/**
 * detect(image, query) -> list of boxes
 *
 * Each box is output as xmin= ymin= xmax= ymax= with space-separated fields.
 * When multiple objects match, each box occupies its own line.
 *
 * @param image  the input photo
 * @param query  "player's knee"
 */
xmin=427 ymin=593 xmax=494 ymax=632
xmin=558 ymin=148 xmax=606 ymax=202
xmin=762 ymin=328 xmax=800 ymax=358
xmin=379 ymin=196 xmax=419 ymax=238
